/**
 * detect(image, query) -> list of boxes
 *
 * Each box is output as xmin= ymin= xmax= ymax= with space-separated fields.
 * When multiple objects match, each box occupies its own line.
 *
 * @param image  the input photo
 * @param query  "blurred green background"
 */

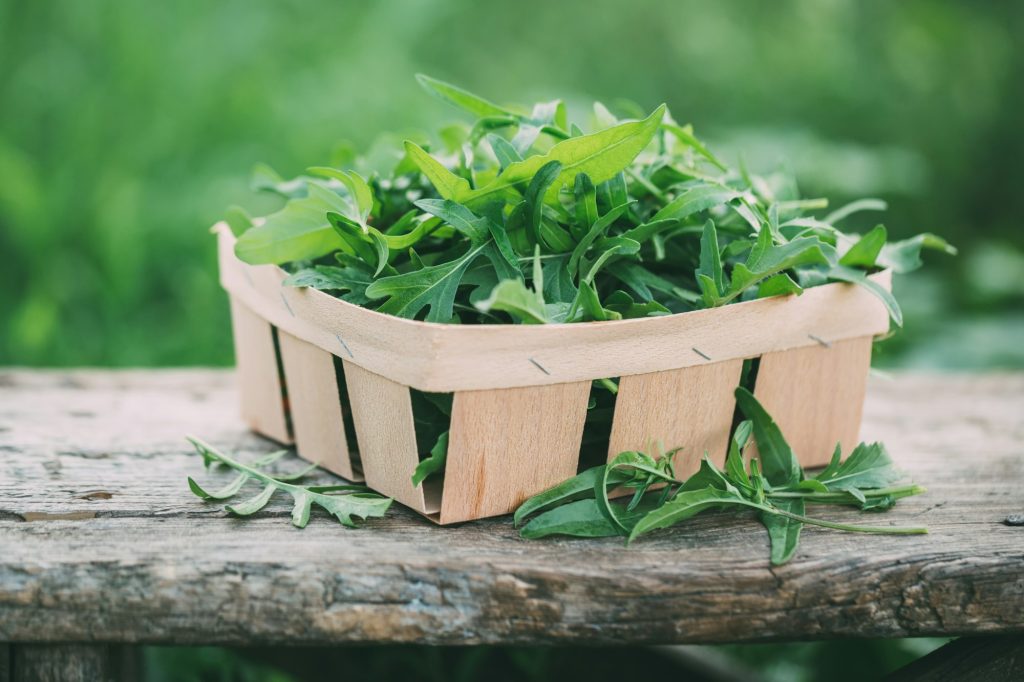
xmin=0 ymin=0 xmax=1019 ymax=679
xmin=2 ymin=0 xmax=1023 ymax=368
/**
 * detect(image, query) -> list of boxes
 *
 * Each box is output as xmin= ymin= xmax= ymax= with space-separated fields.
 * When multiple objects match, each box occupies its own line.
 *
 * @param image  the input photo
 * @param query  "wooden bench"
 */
xmin=1 ymin=370 xmax=1022 ymax=680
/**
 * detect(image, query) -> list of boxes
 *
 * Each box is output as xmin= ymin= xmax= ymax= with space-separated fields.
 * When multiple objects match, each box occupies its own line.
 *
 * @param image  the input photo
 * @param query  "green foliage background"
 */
xmin=2 ymin=0 xmax=1022 ymax=367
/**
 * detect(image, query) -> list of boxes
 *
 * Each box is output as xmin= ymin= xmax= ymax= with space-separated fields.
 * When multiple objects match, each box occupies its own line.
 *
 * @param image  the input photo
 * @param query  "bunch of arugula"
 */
xmin=514 ymin=388 xmax=927 ymax=565
xmin=229 ymin=74 xmax=953 ymax=328
xmin=226 ymin=74 xmax=952 ymax=490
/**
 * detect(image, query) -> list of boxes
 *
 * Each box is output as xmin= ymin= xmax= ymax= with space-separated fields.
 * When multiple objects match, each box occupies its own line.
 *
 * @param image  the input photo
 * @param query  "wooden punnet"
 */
xmin=217 ymin=224 xmax=891 ymax=524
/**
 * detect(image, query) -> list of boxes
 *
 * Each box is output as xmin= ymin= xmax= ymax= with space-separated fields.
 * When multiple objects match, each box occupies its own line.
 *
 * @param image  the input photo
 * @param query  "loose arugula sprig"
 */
xmin=186 ymin=437 xmax=392 ymax=528
xmin=514 ymin=388 xmax=927 ymax=565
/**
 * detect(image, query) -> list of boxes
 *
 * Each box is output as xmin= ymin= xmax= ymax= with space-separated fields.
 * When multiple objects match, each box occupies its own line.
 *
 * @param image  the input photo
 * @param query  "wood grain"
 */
xmin=441 ymin=382 xmax=591 ymax=523
xmin=276 ymin=331 xmax=359 ymax=481
xmin=340 ymin=361 xmax=433 ymax=514
xmin=751 ymin=335 xmax=873 ymax=467
xmin=227 ymin=298 xmax=291 ymax=444
xmin=608 ymin=360 xmax=744 ymax=478
xmin=1 ymin=370 xmax=1022 ymax=646
xmin=218 ymin=225 xmax=890 ymax=392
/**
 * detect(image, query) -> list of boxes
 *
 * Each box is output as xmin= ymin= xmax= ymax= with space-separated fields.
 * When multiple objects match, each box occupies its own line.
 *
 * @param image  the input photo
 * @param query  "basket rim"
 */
xmin=216 ymin=223 xmax=891 ymax=392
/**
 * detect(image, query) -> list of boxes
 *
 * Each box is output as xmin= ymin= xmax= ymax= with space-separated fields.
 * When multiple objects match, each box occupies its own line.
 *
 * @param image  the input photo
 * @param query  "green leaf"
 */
xmin=475 ymin=278 xmax=549 ymax=324
xmin=696 ymin=219 xmax=724 ymax=306
xmin=234 ymin=182 xmax=349 ymax=264
xmin=404 ymin=141 xmax=472 ymax=201
xmin=520 ymin=498 xmax=651 ymax=539
xmin=224 ymin=205 xmax=253 ymax=236
xmin=226 ymin=483 xmax=276 ymax=516
xmin=465 ymin=104 xmax=667 ymax=206
xmin=282 ymin=260 xmax=374 ymax=304
xmin=514 ymin=465 xmax=633 ymax=527
xmin=411 ymin=431 xmax=449 ymax=487
xmin=187 ymin=437 xmax=392 ymax=528
xmin=573 ymin=173 xmax=599 ymax=238
xmin=414 ymin=198 xmax=490 ymax=243
xmin=364 ymin=241 xmax=489 ymax=322
xmin=652 ymin=184 xmax=741 ymax=222
xmin=603 ymin=290 xmax=670 ymax=318
xmin=568 ymin=202 xmax=633 ymax=278
xmin=814 ymin=442 xmax=905 ymax=492
xmin=824 ymin=198 xmax=887 ymax=225
xmin=725 ymin=421 xmax=752 ymax=489
xmin=187 ymin=472 xmax=247 ymax=500
xmin=628 ymin=486 xmax=754 ymax=541
xmin=415 ymin=74 xmax=515 ymax=118
xmin=734 ymin=387 xmax=801 ymax=487
xmin=827 ymin=264 xmax=903 ymax=326
xmin=662 ymin=122 xmax=728 ymax=171
xmin=761 ymin=498 xmax=804 ymax=565
xmin=757 ymin=273 xmax=803 ymax=298
xmin=308 ymin=167 xmax=374 ymax=223
xmin=718 ymin=232 xmax=835 ymax=305
xmin=839 ymin=224 xmax=887 ymax=268
xmin=487 ymin=133 xmax=522 ymax=170
xmin=523 ymin=160 xmax=563 ymax=244
xmin=877 ymin=233 xmax=957 ymax=274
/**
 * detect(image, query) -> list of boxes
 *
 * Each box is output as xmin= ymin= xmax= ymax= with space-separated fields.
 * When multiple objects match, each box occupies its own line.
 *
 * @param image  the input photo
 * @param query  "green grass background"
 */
xmin=2 ymin=0 xmax=1022 ymax=368
xmin=1 ymin=1 xmax=1020 ymax=679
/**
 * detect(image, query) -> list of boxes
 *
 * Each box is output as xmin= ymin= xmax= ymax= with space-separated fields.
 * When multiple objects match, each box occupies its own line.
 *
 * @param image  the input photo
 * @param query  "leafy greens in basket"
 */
xmin=226 ymin=75 xmax=954 ymax=489
xmin=229 ymin=74 xmax=954 ymax=327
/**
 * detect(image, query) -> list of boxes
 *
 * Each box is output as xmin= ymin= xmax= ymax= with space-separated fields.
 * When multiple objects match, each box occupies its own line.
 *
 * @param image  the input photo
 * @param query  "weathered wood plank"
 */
xmin=0 ymin=370 xmax=1022 ymax=646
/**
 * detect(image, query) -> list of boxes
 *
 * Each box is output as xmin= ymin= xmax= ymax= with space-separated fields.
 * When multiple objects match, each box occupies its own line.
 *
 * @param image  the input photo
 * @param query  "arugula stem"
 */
xmin=188 ymin=436 xmax=309 ymax=495
xmin=769 ymin=484 xmax=926 ymax=502
xmin=767 ymin=507 xmax=928 ymax=535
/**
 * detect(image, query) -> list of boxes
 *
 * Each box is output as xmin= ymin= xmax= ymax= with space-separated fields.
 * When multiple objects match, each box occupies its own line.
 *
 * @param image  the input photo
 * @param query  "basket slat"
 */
xmin=608 ymin=360 xmax=744 ymax=478
xmin=228 ymin=297 xmax=292 ymax=444
xmin=341 ymin=361 xmax=435 ymax=514
xmin=750 ymin=335 xmax=874 ymax=467
xmin=277 ymin=331 xmax=362 ymax=481
xmin=440 ymin=381 xmax=591 ymax=524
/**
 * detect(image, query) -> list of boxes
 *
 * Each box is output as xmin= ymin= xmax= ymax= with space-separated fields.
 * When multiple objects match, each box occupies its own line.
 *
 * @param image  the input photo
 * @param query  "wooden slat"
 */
xmin=340 ymin=361 xmax=431 ymax=514
xmin=750 ymin=336 xmax=874 ymax=468
xmin=608 ymin=360 xmax=744 ymax=478
xmin=440 ymin=381 xmax=591 ymax=523
xmin=218 ymin=225 xmax=890 ymax=392
xmin=228 ymin=297 xmax=291 ymax=444
xmin=276 ymin=331 xmax=360 ymax=481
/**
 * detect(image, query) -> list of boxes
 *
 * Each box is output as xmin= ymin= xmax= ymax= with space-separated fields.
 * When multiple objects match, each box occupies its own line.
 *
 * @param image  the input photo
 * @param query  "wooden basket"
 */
xmin=216 ymin=224 xmax=891 ymax=523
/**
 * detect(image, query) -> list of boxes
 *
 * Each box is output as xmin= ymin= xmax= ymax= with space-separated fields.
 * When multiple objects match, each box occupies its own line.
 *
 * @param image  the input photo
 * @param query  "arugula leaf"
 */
xmin=839 ymin=224 xmax=887 ymax=268
xmin=761 ymin=498 xmax=804 ymax=565
xmin=827 ymin=264 xmax=903 ymax=326
xmin=411 ymin=431 xmax=449 ymax=487
xmin=187 ymin=437 xmax=392 ymax=528
xmin=235 ymin=182 xmax=349 ymax=264
xmin=466 ymin=104 xmax=666 ymax=206
xmin=877 ymin=233 xmax=958 ymax=274
xmin=652 ymin=184 xmax=741 ymax=222
xmin=282 ymin=261 xmax=374 ymax=304
xmin=364 ymin=241 xmax=489 ymax=322
xmin=733 ymin=387 xmax=801 ymax=486
xmin=415 ymin=74 xmax=515 ymax=119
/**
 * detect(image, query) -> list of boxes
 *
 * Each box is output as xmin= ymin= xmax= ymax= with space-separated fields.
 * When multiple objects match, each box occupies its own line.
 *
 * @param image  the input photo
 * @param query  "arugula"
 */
xmin=231 ymin=76 xmax=953 ymax=326
xmin=187 ymin=437 xmax=392 ymax=528
xmin=515 ymin=388 xmax=926 ymax=565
